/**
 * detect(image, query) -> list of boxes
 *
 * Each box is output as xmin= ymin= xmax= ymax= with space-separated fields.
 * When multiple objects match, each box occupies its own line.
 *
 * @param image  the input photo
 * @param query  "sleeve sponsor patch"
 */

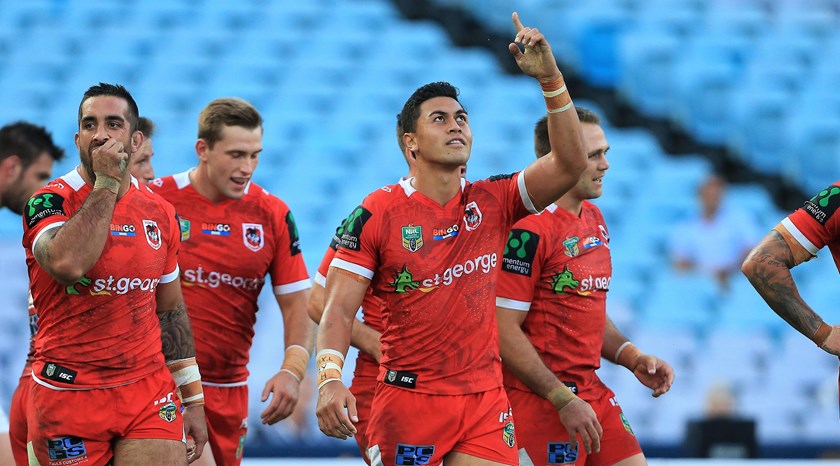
xmin=803 ymin=184 xmax=840 ymax=225
xmin=25 ymin=193 xmax=65 ymax=229
xmin=335 ymin=205 xmax=372 ymax=251
xmin=502 ymin=229 xmax=539 ymax=276
xmin=285 ymin=211 xmax=302 ymax=255
xmin=488 ymin=173 xmax=515 ymax=182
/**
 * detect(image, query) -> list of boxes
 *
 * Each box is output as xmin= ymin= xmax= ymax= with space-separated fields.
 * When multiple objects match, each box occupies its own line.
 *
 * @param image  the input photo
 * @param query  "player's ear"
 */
xmin=1 ymin=154 xmax=22 ymax=179
xmin=404 ymin=133 xmax=417 ymax=157
xmin=130 ymin=130 xmax=144 ymax=154
xmin=195 ymin=139 xmax=209 ymax=162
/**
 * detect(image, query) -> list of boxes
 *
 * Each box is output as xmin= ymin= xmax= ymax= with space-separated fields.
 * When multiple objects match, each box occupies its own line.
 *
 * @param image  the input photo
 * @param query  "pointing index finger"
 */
xmin=512 ymin=11 xmax=524 ymax=32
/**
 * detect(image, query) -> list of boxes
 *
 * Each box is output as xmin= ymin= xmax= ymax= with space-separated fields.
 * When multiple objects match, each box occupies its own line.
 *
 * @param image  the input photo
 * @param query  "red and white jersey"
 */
xmin=331 ymin=174 xmax=537 ymax=395
xmin=783 ymin=181 xmax=840 ymax=271
xmin=496 ymin=201 xmax=612 ymax=400
xmin=22 ymin=168 xmax=180 ymax=389
xmin=151 ymin=170 xmax=311 ymax=383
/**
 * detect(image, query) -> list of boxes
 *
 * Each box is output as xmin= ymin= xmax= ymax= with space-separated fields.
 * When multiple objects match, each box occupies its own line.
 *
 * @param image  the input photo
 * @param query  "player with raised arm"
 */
xmin=497 ymin=109 xmax=674 ymax=466
xmin=151 ymin=97 xmax=313 ymax=466
xmin=315 ymin=12 xmax=587 ymax=466
xmin=22 ymin=83 xmax=207 ymax=465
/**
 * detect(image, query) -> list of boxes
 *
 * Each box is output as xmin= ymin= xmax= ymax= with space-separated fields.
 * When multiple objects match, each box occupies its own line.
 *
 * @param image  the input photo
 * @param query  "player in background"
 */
xmin=0 ymin=121 xmax=64 ymax=466
xmin=741 ymin=185 xmax=840 ymax=355
xmin=22 ymin=82 xmax=207 ymax=465
xmin=132 ymin=116 xmax=157 ymax=184
xmin=151 ymin=97 xmax=313 ymax=466
xmin=315 ymin=12 xmax=587 ymax=465
xmin=496 ymin=109 xmax=674 ymax=466
xmin=307 ymin=121 xmax=417 ymax=463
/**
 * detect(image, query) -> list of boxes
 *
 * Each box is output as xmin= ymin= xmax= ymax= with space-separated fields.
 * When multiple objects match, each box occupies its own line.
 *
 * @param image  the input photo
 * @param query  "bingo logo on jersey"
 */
xmin=201 ymin=222 xmax=231 ymax=236
xmin=110 ymin=223 xmax=136 ymax=237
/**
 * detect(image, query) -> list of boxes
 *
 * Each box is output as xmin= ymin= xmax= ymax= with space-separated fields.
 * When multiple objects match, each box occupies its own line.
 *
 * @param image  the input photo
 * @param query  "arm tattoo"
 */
xmin=33 ymin=229 xmax=57 ymax=266
xmin=159 ymin=302 xmax=197 ymax=361
xmin=745 ymin=231 xmax=822 ymax=337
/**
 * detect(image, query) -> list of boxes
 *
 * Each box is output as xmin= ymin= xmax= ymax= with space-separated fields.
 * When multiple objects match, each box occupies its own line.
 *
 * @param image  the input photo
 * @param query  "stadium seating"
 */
xmin=1 ymin=0 xmax=839 ymax=457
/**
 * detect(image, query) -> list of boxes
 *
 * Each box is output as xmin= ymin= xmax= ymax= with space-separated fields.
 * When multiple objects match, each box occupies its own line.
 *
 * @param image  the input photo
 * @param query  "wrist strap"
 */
xmin=280 ymin=345 xmax=310 ymax=382
xmin=546 ymin=385 xmax=577 ymax=411
xmin=539 ymin=76 xmax=573 ymax=114
xmin=813 ymin=322 xmax=832 ymax=346
xmin=93 ymin=173 xmax=120 ymax=195
xmin=167 ymin=357 xmax=204 ymax=407
xmin=616 ymin=342 xmax=644 ymax=370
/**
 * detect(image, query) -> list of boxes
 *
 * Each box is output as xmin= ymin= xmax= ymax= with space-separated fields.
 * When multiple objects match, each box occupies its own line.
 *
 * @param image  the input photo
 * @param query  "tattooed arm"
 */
xmin=741 ymin=224 xmax=840 ymax=354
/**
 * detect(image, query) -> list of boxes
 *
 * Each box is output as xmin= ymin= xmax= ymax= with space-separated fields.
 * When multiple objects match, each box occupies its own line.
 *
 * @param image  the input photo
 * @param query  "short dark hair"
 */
xmin=198 ymin=98 xmax=263 ymax=148
xmin=534 ymin=106 xmax=601 ymax=158
xmin=138 ymin=116 xmax=155 ymax=139
xmin=397 ymin=82 xmax=463 ymax=134
xmin=0 ymin=121 xmax=64 ymax=167
xmin=78 ymin=83 xmax=140 ymax=133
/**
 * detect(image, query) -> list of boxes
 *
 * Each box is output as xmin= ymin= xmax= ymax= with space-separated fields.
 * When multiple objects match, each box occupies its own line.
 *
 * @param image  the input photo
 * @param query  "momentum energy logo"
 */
xmin=388 ymin=253 xmax=498 ymax=293
xmin=805 ymin=185 xmax=840 ymax=225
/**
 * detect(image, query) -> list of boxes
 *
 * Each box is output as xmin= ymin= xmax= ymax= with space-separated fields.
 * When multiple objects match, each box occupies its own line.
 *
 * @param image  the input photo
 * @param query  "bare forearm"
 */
xmin=499 ymin=326 xmax=561 ymax=398
xmin=34 ymin=189 xmax=117 ymax=283
xmin=600 ymin=317 xmax=628 ymax=361
xmin=350 ymin=320 xmax=382 ymax=361
xmin=158 ymin=302 xmax=197 ymax=361
xmin=316 ymin=310 xmax=354 ymax=355
xmin=742 ymin=231 xmax=822 ymax=337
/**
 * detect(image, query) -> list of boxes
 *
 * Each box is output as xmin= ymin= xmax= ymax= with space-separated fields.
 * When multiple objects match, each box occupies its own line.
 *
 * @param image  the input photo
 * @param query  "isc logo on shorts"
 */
xmin=395 ymin=443 xmax=435 ymax=465
xmin=47 ymin=436 xmax=87 ymax=461
xmin=547 ymin=442 xmax=578 ymax=464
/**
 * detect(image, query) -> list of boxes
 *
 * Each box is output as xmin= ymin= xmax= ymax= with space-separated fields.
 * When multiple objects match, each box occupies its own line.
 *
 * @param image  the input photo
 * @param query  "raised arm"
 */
xmin=508 ymin=12 xmax=586 ymax=210
xmin=156 ymin=279 xmax=208 ymax=463
xmin=32 ymin=140 xmax=128 ymax=284
xmin=496 ymin=306 xmax=601 ymax=454
xmin=315 ymin=267 xmax=370 ymax=440
xmin=742 ymin=224 xmax=840 ymax=354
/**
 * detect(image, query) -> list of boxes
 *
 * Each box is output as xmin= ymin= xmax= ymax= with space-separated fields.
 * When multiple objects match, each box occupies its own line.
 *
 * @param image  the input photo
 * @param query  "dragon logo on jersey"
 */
xmin=550 ymin=266 xmax=579 ymax=294
xmin=464 ymin=201 xmax=482 ymax=231
xmin=389 ymin=265 xmax=420 ymax=293
xmin=336 ymin=206 xmax=372 ymax=251
xmin=143 ymin=220 xmax=161 ymax=250
xmin=401 ymin=225 xmax=424 ymax=252
xmin=243 ymin=223 xmax=264 ymax=252
xmin=502 ymin=229 xmax=540 ymax=276
xmin=65 ymin=275 xmax=93 ymax=295
xmin=562 ymin=236 xmax=580 ymax=257
xmin=285 ymin=211 xmax=302 ymax=255
xmin=804 ymin=184 xmax=840 ymax=225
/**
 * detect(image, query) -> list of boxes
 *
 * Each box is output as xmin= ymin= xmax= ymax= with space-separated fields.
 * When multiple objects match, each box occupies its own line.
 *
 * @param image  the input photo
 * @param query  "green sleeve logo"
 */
xmin=25 ymin=193 xmax=66 ymax=229
xmin=502 ymin=229 xmax=539 ymax=276
xmin=335 ymin=206 xmax=372 ymax=251
xmin=285 ymin=211 xmax=301 ymax=255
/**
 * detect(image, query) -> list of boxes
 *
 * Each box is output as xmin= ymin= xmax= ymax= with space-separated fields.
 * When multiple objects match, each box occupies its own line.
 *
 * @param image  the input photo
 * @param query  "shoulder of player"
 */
xmin=361 ymin=182 xmax=404 ymax=210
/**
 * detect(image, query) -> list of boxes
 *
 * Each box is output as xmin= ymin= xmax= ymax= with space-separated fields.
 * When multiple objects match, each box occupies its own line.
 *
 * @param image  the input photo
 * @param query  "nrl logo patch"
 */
xmin=159 ymin=401 xmax=178 ymax=423
xmin=562 ymin=236 xmax=579 ymax=257
xmin=401 ymin=225 xmax=423 ymax=252
xmin=143 ymin=220 xmax=162 ymax=250
xmin=179 ymin=218 xmax=191 ymax=242
xmin=243 ymin=223 xmax=264 ymax=252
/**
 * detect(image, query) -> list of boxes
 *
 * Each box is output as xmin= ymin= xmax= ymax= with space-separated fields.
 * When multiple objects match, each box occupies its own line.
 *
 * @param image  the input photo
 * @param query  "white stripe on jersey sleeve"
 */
xmin=496 ymin=296 xmax=531 ymax=312
xmin=161 ymin=265 xmax=180 ymax=284
xmin=274 ymin=278 xmax=312 ymax=295
xmin=313 ymin=272 xmax=326 ymax=287
xmin=329 ymin=258 xmax=374 ymax=280
xmin=781 ymin=217 xmax=819 ymax=255
xmin=32 ymin=222 xmax=64 ymax=252
xmin=517 ymin=170 xmax=541 ymax=214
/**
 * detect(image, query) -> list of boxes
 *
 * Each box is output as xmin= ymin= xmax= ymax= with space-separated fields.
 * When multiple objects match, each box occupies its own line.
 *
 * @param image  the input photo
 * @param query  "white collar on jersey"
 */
xmin=62 ymin=166 xmax=139 ymax=191
xmin=398 ymin=176 xmax=466 ymax=197
xmin=174 ymin=167 xmax=252 ymax=194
